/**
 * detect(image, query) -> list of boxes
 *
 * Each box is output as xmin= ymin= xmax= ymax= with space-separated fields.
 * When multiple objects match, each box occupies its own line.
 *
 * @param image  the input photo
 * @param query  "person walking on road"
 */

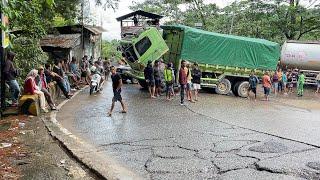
xmin=297 ymin=71 xmax=305 ymax=97
xmin=144 ymin=61 xmax=156 ymax=98
xmin=192 ymin=62 xmax=202 ymax=101
xmin=248 ymin=70 xmax=259 ymax=100
xmin=179 ymin=60 xmax=188 ymax=105
xmin=164 ymin=63 xmax=174 ymax=101
xmin=315 ymin=72 xmax=320 ymax=93
xmin=108 ymin=66 xmax=127 ymax=116
xmin=262 ymin=71 xmax=272 ymax=101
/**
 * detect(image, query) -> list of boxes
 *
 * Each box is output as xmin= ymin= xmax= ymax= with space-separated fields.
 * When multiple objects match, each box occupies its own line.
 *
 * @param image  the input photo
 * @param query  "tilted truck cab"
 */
xmin=119 ymin=27 xmax=169 ymax=86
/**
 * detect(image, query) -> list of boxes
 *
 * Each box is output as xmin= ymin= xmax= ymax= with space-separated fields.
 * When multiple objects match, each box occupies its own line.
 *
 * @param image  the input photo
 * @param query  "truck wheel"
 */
xmin=237 ymin=81 xmax=249 ymax=98
xmin=215 ymin=79 xmax=231 ymax=95
xmin=232 ymin=82 xmax=241 ymax=96
xmin=138 ymin=80 xmax=148 ymax=89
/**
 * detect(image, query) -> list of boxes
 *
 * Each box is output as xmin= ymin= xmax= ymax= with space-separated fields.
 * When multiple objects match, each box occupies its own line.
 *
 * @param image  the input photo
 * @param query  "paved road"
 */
xmin=58 ymin=80 xmax=320 ymax=179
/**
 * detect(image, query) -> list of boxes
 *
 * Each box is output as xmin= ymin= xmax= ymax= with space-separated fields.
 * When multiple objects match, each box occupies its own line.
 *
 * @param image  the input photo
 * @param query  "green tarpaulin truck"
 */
xmin=120 ymin=25 xmax=280 ymax=97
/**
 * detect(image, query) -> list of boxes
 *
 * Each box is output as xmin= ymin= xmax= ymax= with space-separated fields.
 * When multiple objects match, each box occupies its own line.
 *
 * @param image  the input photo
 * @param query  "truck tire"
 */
xmin=138 ymin=80 xmax=148 ymax=89
xmin=215 ymin=79 xmax=231 ymax=95
xmin=237 ymin=81 xmax=249 ymax=98
xmin=232 ymin=82 xmax=241 ymax=96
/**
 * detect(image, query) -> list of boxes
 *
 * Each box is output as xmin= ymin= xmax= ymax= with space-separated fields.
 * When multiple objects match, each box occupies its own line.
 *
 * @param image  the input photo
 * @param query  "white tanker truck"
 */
xmin=281 ymin=41 xmax=320 ymax=85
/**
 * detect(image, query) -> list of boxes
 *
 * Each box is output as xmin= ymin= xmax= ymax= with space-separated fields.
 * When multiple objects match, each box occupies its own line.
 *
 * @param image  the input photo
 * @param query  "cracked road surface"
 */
xmin=58 ymin=80 xmax=320 ymax=179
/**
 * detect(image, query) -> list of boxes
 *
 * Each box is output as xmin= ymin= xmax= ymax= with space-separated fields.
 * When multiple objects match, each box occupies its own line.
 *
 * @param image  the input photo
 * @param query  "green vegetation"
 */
xmin=0 ymin=0 xmax=117 ymax=83
xmin=101 ymin=40 xmax=122 ymax=60
xmin=130 ymin=0 xmax=320 ymax=43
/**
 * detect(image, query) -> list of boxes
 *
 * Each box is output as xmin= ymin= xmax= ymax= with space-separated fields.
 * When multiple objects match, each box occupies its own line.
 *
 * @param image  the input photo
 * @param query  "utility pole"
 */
xmin=81 ymin=0 xmax=85 ymax=57
xmin=229 ymin=0 xmax=237 ymax=34
xmin=0 ymin=0 xmax=8 ymax=119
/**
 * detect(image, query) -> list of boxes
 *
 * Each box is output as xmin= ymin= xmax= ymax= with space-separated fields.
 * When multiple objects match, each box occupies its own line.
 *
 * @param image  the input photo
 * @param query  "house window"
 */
xmin=135 ymin=37 xmax=151 ymax=57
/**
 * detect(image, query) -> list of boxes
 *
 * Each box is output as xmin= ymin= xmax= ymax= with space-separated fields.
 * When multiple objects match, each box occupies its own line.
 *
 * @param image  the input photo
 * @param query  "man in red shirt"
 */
xmin=262 ymin=71 xmax=272 ymax=101
xmin=179 ymin=60 xmax=188 ymax=105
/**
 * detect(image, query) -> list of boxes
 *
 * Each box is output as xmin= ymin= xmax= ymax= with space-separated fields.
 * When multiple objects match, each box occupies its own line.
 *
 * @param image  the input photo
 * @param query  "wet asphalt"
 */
xmin=57 ymin=79 xmax=320 ymax=179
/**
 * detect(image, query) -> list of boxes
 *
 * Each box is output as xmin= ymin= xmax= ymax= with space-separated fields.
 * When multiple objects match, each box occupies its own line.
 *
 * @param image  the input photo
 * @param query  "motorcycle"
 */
xmin=89 ymin=66 xmax=104 ymax=95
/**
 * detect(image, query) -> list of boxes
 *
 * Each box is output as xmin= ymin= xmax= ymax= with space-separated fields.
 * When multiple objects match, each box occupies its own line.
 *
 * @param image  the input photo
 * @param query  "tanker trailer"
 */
xmin=281 ymin=41 xmax=320 ymax=85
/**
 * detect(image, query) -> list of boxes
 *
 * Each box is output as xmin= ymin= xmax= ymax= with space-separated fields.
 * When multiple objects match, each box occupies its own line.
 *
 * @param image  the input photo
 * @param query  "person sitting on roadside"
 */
xmin=24 ymin=69 xmax=48 ymax=113
xmin=53 ymin=60 xmax=72 ymax=92
xmin=62 ymin=59 xmax=80 ymax=90
xmin=36 ymin=66 xmax=57 ymax=110
xmin=248 ymin=70 xmax=259 ymax=100
xmin=70 ymin=57 xmax=81 ymax=82
xmin=91 ymin=61 xmax=105 ymax=90
xmin=316 ymin=72 xmax=320 ymax=93
xmin=4 ymin=51 xmax=20 ymax=106
xmin=192 ymin=62 xmax=202 ymax=101
xmin=262 ymin=71 xmax=272 ymax=101
xmin=44 ymin=64 xmax=73 ymax=99
xmin=144 ymin=60 xmax=156 ymax=98
xmin=164 ymin=63 xmax=174 ymax=101
xmin=80 ymin=55 xmax=90 ymax=85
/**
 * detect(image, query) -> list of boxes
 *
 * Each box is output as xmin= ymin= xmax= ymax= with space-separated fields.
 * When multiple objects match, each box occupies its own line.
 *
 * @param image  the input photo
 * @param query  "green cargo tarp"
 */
xmin=162 ymin=25 xmax=280 ymax=70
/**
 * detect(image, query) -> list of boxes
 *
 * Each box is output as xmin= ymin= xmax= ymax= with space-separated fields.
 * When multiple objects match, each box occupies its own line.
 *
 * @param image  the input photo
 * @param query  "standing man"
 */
xmin=297 ymin=71 xmax=305 ymax=97
xmin=164 ymin=63 xmax=174 ymax=101
xmin=144 ymin=61 xmax=156 ymax=98
xmin=262 ymin=71 xmax=272 ymax=101
xmin=108 ymin=66 xmax=127 ymax=116
xmin=248 ymin=70 xmax=259 ymax=100
xmin=179 ymin=60 xmax=188 ymax=105
xmin=4 ymin=52 xmax=20 ymax=106
xmin=192 ymin=62 xmax=202 ymax=101
xmin=153 ymin=60 xmax=162 ymax=97
xmin=316 ymin=72 xmax=320 ymax=93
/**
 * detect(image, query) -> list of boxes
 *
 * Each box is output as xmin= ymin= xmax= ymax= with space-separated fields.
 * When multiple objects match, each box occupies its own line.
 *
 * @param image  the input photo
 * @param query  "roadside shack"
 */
xmin=116 ymin=10 xmax=163 ymax=39
xmin=40 ymin=24 xmax=106 ymax=62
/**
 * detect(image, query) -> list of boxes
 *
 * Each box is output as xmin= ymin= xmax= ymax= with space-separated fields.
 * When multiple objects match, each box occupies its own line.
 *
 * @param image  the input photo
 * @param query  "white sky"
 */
xmin=96 ymin=0 xmax=235 ymax=40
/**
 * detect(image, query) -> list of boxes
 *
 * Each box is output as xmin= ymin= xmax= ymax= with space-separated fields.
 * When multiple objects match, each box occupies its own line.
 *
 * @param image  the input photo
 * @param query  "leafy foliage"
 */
xmin=130 ymin=0 xmax=320 ymax=43
xmin=101 ymin=40 xmax=122 ymax=60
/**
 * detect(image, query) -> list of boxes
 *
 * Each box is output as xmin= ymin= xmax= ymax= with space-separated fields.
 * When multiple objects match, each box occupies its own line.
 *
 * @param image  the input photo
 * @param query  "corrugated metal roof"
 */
xmin=116 ymin=10 xmax=163 ymax=21
xmin=40 ymin=34 xmax=81 ymax=48
xmin=84 ymin=25 xmax=107 ymax=34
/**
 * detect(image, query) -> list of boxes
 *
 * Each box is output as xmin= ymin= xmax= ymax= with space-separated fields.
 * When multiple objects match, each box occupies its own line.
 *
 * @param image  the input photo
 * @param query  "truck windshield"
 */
xmin=135 ymin=37 xmax=151 ymax=57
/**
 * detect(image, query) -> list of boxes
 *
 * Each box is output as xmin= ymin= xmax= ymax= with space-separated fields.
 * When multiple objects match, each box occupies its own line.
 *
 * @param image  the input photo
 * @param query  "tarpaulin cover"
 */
xmin=162 ymin=25 xmax=280 ymax=70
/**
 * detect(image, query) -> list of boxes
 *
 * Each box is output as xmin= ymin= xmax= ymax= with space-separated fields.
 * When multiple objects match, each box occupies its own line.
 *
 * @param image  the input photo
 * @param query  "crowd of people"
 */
xmin=251 ymin=68 xmax=320 ymax=101
xmin=3 ymin=52 xmax=112 ymax=113
xmin=3 ymin=51 xmax=320 ymax=114
xmin=143 ymin=59 xmax=202 ymax=105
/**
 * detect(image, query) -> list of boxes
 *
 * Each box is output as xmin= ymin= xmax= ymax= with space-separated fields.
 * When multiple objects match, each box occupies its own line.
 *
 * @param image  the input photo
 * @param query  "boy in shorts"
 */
xmin=192 ymin=62 xmax=202 ymax=101
xmin=108 ymin=66 xmax=127 ymax=116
